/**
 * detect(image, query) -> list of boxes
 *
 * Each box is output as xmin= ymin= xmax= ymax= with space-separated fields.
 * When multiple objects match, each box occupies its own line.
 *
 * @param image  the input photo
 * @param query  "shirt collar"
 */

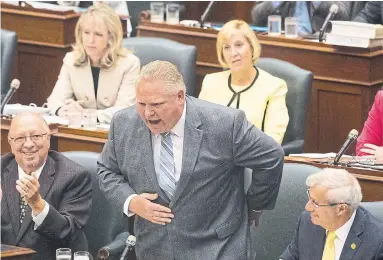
xmin=155 ymin=102 xmax=186 ymax=139
xmin=333 ymin=210 xmax=357 ymax=243
xmin=18 ymin=161 xmax=46 ymax=180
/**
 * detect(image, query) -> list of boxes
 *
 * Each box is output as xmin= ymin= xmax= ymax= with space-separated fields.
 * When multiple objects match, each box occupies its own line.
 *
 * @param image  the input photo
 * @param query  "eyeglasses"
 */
xmin=306 ymin=189 xmax=347 ymax=209
xmin=9 ymin=133 xmax=49 ymax=144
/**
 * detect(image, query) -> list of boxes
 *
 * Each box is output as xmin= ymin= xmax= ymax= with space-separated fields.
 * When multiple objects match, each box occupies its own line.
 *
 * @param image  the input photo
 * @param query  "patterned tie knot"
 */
xmin=161 ymin=132 xmax=171 ymax=137
xmin=19 ymin=197 xmax=29 ymax=224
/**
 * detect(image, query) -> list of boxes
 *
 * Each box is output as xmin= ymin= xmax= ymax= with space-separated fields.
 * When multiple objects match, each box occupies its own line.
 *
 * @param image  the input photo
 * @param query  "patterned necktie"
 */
xmin=19 ymin=196 xmax=29 ymax=224
xmin=158 ymin=132 xmax=176 ymax=199
xmin=322 ymin=231 xmax=337 ymax=260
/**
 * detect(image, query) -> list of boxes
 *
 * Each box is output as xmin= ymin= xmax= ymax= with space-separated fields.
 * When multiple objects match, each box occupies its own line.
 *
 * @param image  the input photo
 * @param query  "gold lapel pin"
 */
xmin=351 ymin=243 xmax=357 ymax=250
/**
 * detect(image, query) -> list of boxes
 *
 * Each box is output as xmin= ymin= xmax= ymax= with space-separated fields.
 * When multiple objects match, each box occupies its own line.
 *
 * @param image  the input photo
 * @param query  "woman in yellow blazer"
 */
xmin=47 ymin=3 xmax=140 ymax=123
xmin=199 ymin=20 xmax=289 ymax=144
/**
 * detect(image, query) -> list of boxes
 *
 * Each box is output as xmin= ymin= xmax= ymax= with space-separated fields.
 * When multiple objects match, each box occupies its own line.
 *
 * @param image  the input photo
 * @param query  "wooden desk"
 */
xmin=1 ymin=3 xmax=80 ymax=107
xmin=285 ymin=156 xmax=383 ymax=202
xmin=137 ymin=21 xmax=383 ymax=154
xmin=52 ymin=126 xmax=108 ymax=153
xmin=1 ymin=244 xmax=35 ymax=260
xmin=183 ymin=2 xmax=254 ymax=23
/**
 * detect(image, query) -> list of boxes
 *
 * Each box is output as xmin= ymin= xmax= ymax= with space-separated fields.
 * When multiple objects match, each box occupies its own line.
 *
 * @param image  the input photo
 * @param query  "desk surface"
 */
xmin=1 ymin=244 xmax=35 ymax=259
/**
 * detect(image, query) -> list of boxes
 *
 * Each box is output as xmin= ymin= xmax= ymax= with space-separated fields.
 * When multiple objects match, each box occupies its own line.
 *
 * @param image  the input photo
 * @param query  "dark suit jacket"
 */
xmin=251 ymin=1 xmax=352 ymax=33
xmin=353 ymin=1 xmax=383 ymax=24
xmin=1 ymin=151 xmax=92 ymax=260
xmin=281 ymin=208 xmax=383 ymax=260
xmin=98 ymin=96 xmax=284 ymax=260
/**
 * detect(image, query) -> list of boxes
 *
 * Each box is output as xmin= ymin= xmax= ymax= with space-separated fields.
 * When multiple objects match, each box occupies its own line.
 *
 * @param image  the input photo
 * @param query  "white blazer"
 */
xmin=47 ymin=51 xmax=140 ymax=123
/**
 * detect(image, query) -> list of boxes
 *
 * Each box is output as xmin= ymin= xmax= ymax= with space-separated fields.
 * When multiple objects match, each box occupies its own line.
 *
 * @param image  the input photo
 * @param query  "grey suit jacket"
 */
xmin=1 ymin=151 xmax=92 ymax=260
xmin=251 ymin=1 xmax=352 ymax=33
xmin=98 ymin=96 xmax=284 ymax=260
xmin=280 ymin=208 xmax=383 ymax=260
xmin=353 ymin=1 xmax=383 ymax=24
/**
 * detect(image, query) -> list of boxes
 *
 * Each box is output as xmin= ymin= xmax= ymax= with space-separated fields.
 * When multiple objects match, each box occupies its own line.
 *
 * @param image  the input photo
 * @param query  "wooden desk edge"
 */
xmin=1 ymin=244 xmax=36 ymax=257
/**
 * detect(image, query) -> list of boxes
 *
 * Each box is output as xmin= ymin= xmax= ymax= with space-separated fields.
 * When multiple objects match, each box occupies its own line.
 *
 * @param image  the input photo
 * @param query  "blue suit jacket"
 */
xmin=281 ymin=208 xmax=383 ymax=260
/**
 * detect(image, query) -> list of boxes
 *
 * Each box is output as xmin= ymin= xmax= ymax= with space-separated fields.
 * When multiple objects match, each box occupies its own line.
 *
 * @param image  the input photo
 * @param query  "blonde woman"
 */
xmin=199 ymin=20 xmax=289 ymax=144
xmin=47 ymin=3 xmax=140 ymax=123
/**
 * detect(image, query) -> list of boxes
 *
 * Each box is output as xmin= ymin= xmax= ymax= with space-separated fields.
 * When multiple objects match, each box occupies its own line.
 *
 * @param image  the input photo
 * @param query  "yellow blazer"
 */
xmin=199 ymin=68 xmax=289 ymax=144
xmin=47 ymin=51 xmax=140 ymax=123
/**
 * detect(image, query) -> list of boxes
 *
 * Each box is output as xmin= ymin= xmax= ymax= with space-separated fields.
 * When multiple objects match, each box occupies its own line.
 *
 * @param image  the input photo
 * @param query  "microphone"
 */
xmin=319 ymin=4 xmax=339 ymax=42
xmin=97 ymin=232 xmax=128 ymax=259
xmin=1 ymin=79 xmax=20 ymax=114
xmin=333 ymin=129 xmax=358 ymax=165
xmin=120 ymin=235 xmax=136 ymax=260
xmin=200 ymin=1 xmax=215 ymax=28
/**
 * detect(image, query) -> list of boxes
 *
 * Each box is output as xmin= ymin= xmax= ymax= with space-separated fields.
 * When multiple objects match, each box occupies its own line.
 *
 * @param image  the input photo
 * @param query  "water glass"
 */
xmin=268 ymin=15 xmax=281 ymax=36
xmin=74 ymin=251 xmax=93 ymax=260
xmin=150 ymin=2 xmax=164 ymax=23
xmin=166 ymin=3 xmax=180 ymax=24
xmin=67 ymin=111 xmax=82 ymax=129
xmin=83 ymin=109 xmax=98 ymax=130
xmin=56 ymin=248 xmax=71 ymax=260
xmin=285 ymin=17 xmax=298 ymax=38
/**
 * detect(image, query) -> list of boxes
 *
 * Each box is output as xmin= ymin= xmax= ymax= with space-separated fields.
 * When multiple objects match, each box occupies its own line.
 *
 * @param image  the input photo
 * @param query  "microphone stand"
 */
xmin=200 ymin=1 xmax=215 ymax=28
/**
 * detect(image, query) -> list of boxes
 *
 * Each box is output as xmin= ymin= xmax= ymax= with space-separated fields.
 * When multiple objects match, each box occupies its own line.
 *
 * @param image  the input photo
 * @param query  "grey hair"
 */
xmin=306 ymin=168 xmax=362 ymax=211
xmin=136 ymin=60 xmax=186 ymax=93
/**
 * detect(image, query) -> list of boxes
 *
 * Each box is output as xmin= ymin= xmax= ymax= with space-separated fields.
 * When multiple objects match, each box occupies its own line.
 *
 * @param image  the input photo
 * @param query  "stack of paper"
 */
xmin=326 ymin=21 xmax=383 ymax=48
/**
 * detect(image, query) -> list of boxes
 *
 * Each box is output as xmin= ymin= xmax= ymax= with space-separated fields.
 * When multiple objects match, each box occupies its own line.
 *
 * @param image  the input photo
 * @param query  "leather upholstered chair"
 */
xmin=122 ymin=37 xmax=197 ymax=97
xmin=1 ymin=29 xmax=17 ymax=100
xmin=256 ymin=58 xmax=313 ymax=155
xmin=360 ymin=201 xmax=383 ymax=221
xmin=62 ymin=151 xmax=130 ymax=260
xmin=252 ymin=163 xmax=321 ymax=260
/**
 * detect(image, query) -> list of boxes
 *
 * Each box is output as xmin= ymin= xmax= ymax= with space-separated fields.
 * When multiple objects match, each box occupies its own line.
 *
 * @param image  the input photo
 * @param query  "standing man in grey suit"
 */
xmin=280 ymin=168 xmax=383 ymax=260
xmin=1 ymin=113 xmax=92 ymax=260
xmin=98 ymin=61 xmax=284 ymax=260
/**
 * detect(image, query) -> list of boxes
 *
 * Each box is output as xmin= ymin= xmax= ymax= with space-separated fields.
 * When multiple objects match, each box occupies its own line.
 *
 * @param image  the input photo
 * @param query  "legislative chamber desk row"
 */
xmin=1 ymin=120 xmax=382 ymax=203
xmin=0 ymin=244 xmax=35 ymax=259
xmin=2 ymin=2 xmax=383 ymax=155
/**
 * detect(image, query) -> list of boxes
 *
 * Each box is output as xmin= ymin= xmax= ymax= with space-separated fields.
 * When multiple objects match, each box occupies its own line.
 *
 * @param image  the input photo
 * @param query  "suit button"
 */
xmin=104 ymin=97 xmax=109 ymax=101
xmin=84 ymin=96 xmax=89 ymax=101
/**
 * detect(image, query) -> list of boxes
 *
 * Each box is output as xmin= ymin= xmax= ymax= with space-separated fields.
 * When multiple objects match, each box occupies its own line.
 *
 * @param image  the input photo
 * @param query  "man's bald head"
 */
xmin=8 ymin=113 xmax=51 ymax=174
xmin=9 ymin=113 xmax=50 ymax=136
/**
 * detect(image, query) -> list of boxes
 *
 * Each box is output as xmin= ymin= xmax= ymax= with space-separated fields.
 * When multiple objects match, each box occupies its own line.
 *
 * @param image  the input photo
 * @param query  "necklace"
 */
xmin=227 ymin=66 xmax=259 ymax=109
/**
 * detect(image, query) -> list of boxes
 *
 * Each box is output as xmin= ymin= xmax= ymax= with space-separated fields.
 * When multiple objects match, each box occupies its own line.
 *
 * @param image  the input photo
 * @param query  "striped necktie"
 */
xmin=322 ymin=231 xmax=337 ymax=260
xmin=158 ymin=132 xmax=176 ymax=199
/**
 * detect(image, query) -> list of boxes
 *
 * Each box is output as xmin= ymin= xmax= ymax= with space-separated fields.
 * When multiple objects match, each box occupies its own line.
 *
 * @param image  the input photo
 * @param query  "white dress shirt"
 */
xmin=18 ymin=162 xmax=49 ymax=229
xmin=123 ymin=103 xmax=186 ymax=216
xmin=332 ymin=210 xmax=357 ymax=260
